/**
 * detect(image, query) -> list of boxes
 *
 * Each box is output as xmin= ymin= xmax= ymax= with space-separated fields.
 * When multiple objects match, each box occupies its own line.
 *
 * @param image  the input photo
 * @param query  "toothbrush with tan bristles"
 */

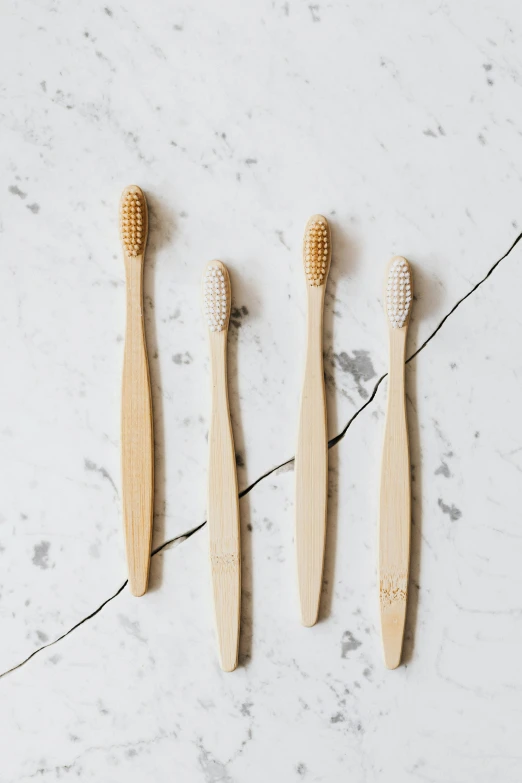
xmin=295 ymin=215 xmax=332 ymax=627
xmin=120 ymin=185 xmax=154 ymax=597
xmin=379 ymin=256 xmax=413 ymax=668
xmin=203 ymin=261 xmax=240 ymax=672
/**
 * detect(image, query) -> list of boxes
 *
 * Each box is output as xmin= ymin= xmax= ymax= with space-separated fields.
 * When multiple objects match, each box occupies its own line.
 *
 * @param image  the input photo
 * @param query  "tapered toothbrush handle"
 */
xmin=208 ymin=333 xmax=241 ymax=672
xmin=121 ymin=256 xmax=154 ymax=597
xmin=295 ymin=288 xmax=328 ymax=627
xmin=379 ymin=328 xmax=410 ymax=668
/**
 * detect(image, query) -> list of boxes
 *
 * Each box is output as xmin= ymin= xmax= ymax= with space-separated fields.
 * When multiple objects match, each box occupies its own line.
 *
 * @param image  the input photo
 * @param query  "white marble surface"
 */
xmin=1 ymin=0 xmax=522 ymax=780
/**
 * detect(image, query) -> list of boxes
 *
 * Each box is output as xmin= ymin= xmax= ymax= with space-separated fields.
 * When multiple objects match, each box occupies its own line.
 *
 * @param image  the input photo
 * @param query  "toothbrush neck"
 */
xmin=306 ymin=285 xmax=325 ymax=339
xmin=388 ymin=328 xmax=407 ymax=391
xmin=125 ymin=255 xmax=144 ymax=313
xmin=210 ymin=332 xmax=228 ymax=388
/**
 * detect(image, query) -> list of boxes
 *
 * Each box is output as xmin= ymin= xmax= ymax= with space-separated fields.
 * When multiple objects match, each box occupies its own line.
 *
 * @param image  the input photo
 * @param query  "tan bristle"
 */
xmin=386 ymin=257 xmax=413 ymax=328
xmin=203 ymin=262 xmax=231 ymax=332
xmin=303 ymin=215 xmax=331 ymax=287
xmin=120 ymin=186 xmax=147 ymax=257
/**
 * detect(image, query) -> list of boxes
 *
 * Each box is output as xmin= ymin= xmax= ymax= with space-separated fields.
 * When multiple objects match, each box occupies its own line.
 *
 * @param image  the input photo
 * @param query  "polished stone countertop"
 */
xmin=1 ymin=1 xmax=522 ymax=781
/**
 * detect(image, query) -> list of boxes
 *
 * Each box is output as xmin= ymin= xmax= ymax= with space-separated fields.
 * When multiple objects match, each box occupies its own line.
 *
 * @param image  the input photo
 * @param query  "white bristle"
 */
xmin=203 ymin=264 xmax=229 ymax=332
xmin=386 ymin=258 xmax=412 ymax=328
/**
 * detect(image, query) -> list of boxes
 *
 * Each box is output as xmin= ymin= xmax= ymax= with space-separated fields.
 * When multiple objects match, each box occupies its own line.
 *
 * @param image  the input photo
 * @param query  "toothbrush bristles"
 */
xmin=304 ymin=217 xmax=330 ymax=286
xmin=386 ymin=257 xmax=412 ymax=328
xmin=120 ymin=187 xmax=146 ymax=257
xmin=203 ymin=264 xmax=229 ymax=332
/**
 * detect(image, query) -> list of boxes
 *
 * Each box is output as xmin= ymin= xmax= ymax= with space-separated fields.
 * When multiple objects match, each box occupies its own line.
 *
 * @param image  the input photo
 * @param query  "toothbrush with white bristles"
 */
xmin=203 ymin=261 xmax=241 ymax=672
xmin=379 ymin=255 xmax=413 ymax=668
xmin=295 ymin=215 xmax=332 ymax=627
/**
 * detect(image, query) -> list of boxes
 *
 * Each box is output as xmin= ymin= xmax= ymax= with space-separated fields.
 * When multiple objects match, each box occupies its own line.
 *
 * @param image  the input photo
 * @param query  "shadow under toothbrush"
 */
xmin=222 ymin=264 xmax=252 ymax=668
xmin=401 ymin=351 xmax=421 ymax=664
xmin=141 ymin=191 xmax=177 ymax=593
xmin=318 ymin=216 xmax=360 ymax=623
xmin=237 ymin=491 xmax=254 ymax=668
xmin=400 ymin=259 xmax=443 ymax=663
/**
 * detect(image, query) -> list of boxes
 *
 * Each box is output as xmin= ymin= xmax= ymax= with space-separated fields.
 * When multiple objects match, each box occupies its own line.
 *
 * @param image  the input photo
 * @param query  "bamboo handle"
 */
xmin=208 ymin=332 xmax=240 ymax=672
xmin=121 ymin=256 xmax=154 ymax=597
xmin=295 ymin=287 xmax=328 ymax=627
xmin=379 ymin=327 xmax=410 ymax=668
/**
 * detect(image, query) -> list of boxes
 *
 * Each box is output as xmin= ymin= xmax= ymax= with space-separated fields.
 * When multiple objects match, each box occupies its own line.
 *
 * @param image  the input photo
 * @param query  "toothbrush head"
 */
xmin=386 ymin=256 xmax=413 ymax=329
xmin=120 ymin=186 xmax=148 ymax=258
xmin=203 ymin=261 xmax=231 ymax=333
xmin=303 ymin=215 xmax=331 ymax=287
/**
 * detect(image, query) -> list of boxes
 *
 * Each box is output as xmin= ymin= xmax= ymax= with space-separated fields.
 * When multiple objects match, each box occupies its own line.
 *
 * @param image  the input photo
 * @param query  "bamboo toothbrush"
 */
xmin=379 ymin=256 xmax=413 ymax=668
xmin=203 ymin=261 xmax=240 ymax=672
xmin=120 ymin=185 xmax=154 ymax=597
xmin=295 ymin=215 xmax=332 ymax=627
